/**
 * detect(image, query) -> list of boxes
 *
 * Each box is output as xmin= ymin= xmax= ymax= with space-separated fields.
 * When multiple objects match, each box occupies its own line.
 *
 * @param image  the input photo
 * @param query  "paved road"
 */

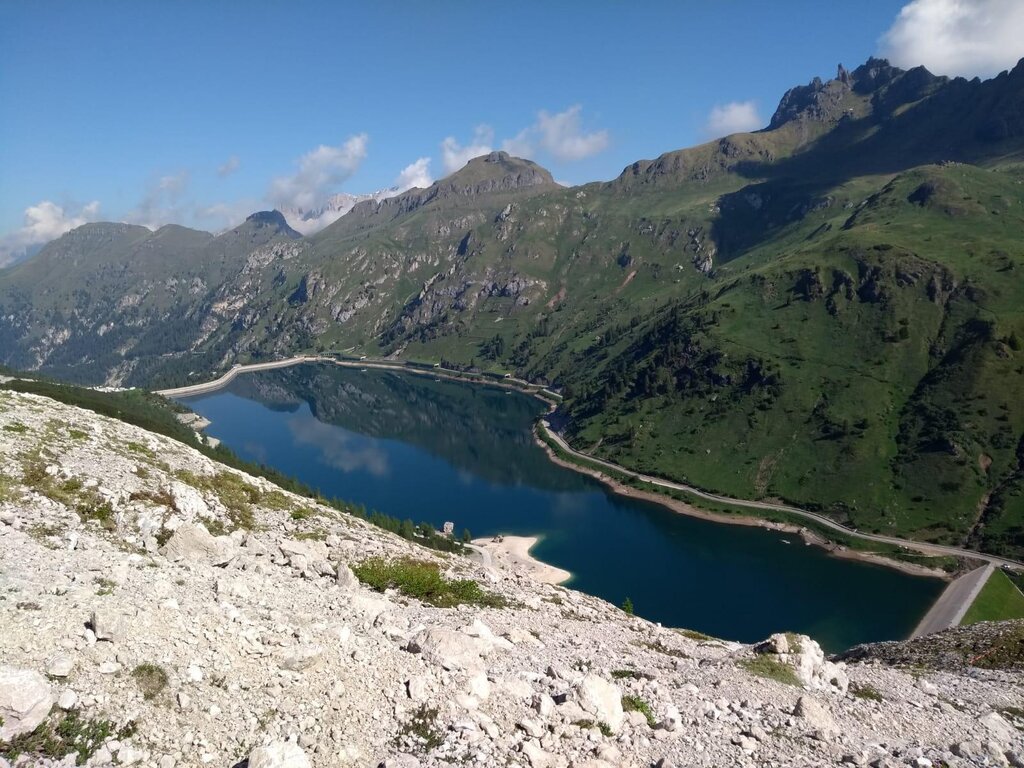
xmin=155 ymin=356 xmax=320 ymax=397
xmin=539 ymin=421 xmax=1024 ymax=572
xmin=912 ymin=564 xmax=993 ymax=637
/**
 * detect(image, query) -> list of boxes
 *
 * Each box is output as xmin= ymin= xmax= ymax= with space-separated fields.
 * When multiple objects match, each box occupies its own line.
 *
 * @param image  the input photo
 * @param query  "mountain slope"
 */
xmin=1 ymin=57 xmax=1023 ymax=558
xmin=2 ymin=388 xmax=1021 ymax=767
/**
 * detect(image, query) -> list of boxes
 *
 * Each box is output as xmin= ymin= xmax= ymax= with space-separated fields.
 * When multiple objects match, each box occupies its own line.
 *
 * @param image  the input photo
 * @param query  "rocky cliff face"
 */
xmin=0 ymin=391 xmax=1021 ymax=767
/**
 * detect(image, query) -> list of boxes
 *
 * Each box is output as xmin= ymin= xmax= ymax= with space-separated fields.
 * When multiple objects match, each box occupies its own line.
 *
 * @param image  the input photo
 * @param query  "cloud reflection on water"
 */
xmin=287 ymin=415 xmax=391 ymax=477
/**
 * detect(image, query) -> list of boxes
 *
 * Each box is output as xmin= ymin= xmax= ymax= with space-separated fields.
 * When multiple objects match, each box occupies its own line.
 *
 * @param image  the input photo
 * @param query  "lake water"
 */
xmin=181 ymin=363 xmax=944 ymax=652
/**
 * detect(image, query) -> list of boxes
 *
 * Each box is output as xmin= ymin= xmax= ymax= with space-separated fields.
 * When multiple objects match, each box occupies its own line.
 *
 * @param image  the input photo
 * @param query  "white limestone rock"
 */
xmin=0 ymin=667 xmax=53 ymax=741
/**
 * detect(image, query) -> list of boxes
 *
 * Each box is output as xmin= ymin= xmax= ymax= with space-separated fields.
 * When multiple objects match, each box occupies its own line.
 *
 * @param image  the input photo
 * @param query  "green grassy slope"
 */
xmin=961 ymin=569 xmax=1024 ymax=625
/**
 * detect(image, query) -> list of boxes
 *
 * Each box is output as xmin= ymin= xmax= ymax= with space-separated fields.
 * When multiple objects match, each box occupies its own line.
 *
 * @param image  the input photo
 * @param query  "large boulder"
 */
xmin=754 ymin=633 xmax=848 ymax=695
xmin=793 ymin=695 xmax=837 ymax=734
xmin=248 ymin=740 xmax=311 ymax=768
xmin=406 ymin=628 xmax=488 ymax=671
xmin=169 ymin=481 xmax=210 ymax=520
xmin=573 ymin=674 xmax=624 ymax=733
xmin=160 ymin=522 xmax=238 ymax=565
xmin=0 ymin=666 xmax=54 ymax=741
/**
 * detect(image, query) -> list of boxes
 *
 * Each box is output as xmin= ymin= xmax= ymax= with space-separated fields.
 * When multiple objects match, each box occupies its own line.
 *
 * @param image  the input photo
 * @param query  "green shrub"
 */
xmin=131 ymin=663 xmax=168 ymax=700
xmin=621 ymin=695 xmax=656 ymax=727
xmin=849 ymin=682 xmax=883 ymax=702
xmin=740 ymin=656 xmax=800 ymax=686
xmin=396 ymin=704 xmax=444 ymax=752
xmin=0 ymin=712 xmax=136 ymax=765
xmin=353 ymin=557 xmax=506 ymax=608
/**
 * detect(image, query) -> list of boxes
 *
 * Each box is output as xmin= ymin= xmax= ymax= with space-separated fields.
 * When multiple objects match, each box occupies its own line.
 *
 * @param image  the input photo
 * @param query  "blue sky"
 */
xmin=1 ymin=0 xmax=1022 ymax=257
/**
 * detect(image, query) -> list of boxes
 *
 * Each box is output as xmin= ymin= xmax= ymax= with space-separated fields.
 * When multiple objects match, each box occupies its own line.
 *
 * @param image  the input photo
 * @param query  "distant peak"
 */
xmin=243 ymin=210 xmax=302 ymax=239
xmin=439 ymin=152 xmax=556 ymax=195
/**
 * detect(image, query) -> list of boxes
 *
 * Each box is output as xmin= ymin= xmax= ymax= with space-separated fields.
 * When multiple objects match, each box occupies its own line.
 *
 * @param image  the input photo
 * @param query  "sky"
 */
xmin=1 ymin=0 xmax=1023 ymax=262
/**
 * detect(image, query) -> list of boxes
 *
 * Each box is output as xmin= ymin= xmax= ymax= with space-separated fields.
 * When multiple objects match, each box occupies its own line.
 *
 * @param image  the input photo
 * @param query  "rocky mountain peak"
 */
xmin=435 ymin=151 xmax=556 ymax=197
xmin=241 ymin=210 xmax=302 ymax=239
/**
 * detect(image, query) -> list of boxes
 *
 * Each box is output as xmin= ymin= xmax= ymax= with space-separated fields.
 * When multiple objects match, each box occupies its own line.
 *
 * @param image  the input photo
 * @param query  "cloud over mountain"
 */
xmin=880 ymin=0 xmax=1024 ymax=78
xmin=268 ymin=135 xmax=369 ymax=212
xmin=441 ymin=126 xmax=495 ymax=174
xmin=394 ymin=157 xmax=433 ymax=191
xmin=703 ymin=101 xmax=763 ymax=137
xmin=0 ymin=200 xmax=102 ymax=266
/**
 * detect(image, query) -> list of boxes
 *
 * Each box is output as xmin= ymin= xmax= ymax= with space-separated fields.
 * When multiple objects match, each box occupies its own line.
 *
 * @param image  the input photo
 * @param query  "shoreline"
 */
xmin=162 ymin=356 xmax=1015 ymax=581
xmin=471 ymin=535 xmax=571 ymax=585
xmin=532 ymin=429 xmax=953 ymax=581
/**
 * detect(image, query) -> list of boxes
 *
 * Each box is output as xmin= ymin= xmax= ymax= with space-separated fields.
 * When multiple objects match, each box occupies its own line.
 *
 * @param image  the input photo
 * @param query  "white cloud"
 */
xmin=194 ymin=199 xmax=257 ymax=233
xmin=217 ymin=155 xmax=240 ymax=177
xmin=880 ymin=0 xmax=1024 ymax=78
xmin=441 ymin=125 xmax=494 ymax=174
xmin=534 ymin=105 xmax=610 ymax=161
xmin=394 ymin=157 xmax=433 ymax=191
xmin=500 ymin=105 xmax=610 ymax=162
xmin=703 ymin=101 xmax=764 ymax=137
xmin=0 ymin=200 xmax=102 ymax=266
xmin=124 ymin=170 xmax=191 ymax=230
xmin=268 ymin=134 xmax=369 ymax=211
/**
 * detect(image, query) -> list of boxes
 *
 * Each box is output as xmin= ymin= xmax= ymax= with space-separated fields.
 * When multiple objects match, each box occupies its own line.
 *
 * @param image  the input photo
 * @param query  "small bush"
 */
xmin=396 ymin=704 xmax=444 ymax=752
xmin=621 ymin=695 xmax=656 ymax=727
xmin=0 ymin=712 xmax=135 ymax=765
xmin=740 ymin=656 xmax=800 ymax=686
xmin=570 ymin=719 xmax=613 ymax=736
xmin=849 ymin=682 xmax=883 ymax=702
xmin=621 ymin=597 xmax=634 ymax=615
xmin=353 ymin=557 xmax=506 ymax=608
xmin=639 ymin=639 xmax=689 ymax=658
xmin=675 ymin=628 xmax=715 ymax=641
xmin=77 ymin=499 xmax=115 ymax=531
xmin=131 ymin=663 xmax=168 ymax=700
xmin=3 ymin=422 xmax=28 ymax=433
xmin=125 ymin=441 xmax=154 ymax=457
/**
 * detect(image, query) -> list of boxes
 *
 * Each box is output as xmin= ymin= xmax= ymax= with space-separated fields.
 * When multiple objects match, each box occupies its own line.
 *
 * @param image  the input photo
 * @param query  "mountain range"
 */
xmin=1 ymin=56 xmax=1023 ymax=559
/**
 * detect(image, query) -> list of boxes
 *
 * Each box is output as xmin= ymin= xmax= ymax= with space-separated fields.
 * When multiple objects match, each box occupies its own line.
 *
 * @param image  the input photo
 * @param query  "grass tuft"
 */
xmin=621 ymin=695 xmax=656 ymax=727
xmin=131 ymin=663 xmax=168 ymax=700
xmin=353 ymin=556 xmax=506 ymax=608
xmin=740 ymin=656 xmax=801 ymax=686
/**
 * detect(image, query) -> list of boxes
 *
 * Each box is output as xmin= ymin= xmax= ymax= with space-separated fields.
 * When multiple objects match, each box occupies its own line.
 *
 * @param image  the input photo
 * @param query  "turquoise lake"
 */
xmin=181 ymin=363 xmax=944 ymax=652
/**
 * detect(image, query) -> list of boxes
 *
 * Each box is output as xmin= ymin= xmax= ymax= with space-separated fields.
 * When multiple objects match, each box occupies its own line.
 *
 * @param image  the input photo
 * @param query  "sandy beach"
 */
xmin=471 ymin=535 xmax=571 ymax=585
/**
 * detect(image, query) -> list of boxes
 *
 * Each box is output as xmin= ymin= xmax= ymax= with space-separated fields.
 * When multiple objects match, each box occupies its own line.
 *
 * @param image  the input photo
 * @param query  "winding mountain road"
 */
xmin=538 ymin=422 xmax=1024 ymax=572
xmin=155 ymin=354 xmax=1023 ymax=574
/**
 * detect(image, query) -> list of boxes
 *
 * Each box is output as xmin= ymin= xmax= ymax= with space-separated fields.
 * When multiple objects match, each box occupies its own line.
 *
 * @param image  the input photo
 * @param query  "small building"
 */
xmin=442 ymin=521 xmax=455 ymax=536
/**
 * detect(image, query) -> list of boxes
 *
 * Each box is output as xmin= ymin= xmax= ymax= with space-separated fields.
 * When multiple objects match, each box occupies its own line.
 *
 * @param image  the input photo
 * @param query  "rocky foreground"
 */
xmin=0 ymin=390 xmax=1022 ymax=768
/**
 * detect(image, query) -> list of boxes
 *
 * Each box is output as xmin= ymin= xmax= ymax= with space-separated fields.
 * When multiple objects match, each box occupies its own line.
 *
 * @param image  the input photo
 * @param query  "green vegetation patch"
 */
xmin=2 ymin=422 xmax=28 ymax=433
xmin=396 ymin=704 xmax=444 ymax=753
xmin=0 ymin=712 xmax=136 ymax=766
xmin=675 ymin=628 xmax=716 ymax=641
xmin=849 ymin=682 xmax=884 ymax=702
xmin=621 ymin=695 xmax=656 ymax=727
xmin=175 ymin=469 xmax=261 ymax=530
xmin=131 ymin=663 xmax=168 ymax=700
xmin=961 ymin=569 xmax=1024 ymax=626
xmin=352 ymin=556 xmax=506 ymax=608
xmin=740 ymin=656 xmax=800 ymax=686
